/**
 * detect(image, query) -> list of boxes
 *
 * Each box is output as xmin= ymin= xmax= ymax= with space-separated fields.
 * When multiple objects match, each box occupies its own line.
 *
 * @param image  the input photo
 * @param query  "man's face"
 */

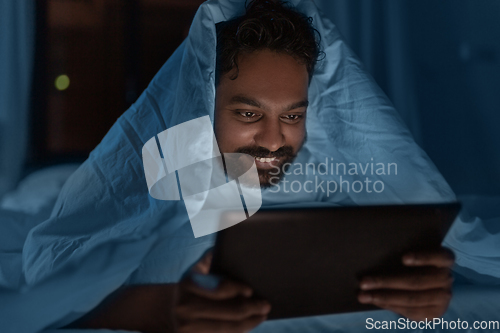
xmin=215 ymin=49 xmax=309 ymax=187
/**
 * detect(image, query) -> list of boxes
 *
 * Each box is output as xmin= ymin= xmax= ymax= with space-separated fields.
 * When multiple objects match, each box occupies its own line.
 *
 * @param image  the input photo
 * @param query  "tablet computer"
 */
xmin=210 ymin=202 xmax=461 ymax=320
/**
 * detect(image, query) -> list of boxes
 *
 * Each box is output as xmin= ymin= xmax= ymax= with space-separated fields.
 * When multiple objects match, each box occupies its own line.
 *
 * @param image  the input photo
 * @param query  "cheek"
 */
xmin=284 ymin=123 xmax=306 ymax=151
xmin=215 ymin=116 xmax=256 ymax=152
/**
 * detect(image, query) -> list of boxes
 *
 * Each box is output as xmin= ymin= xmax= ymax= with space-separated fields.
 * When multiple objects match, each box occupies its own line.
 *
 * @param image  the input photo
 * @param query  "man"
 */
xmin=61 ymin=1 xmax=455 ymax=332
xmin=15 ymin=1 xmax=457 ymax=333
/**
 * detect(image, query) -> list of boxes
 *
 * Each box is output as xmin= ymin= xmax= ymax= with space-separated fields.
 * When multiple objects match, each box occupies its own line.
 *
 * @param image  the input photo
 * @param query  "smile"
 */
xmin=254 ymin=156 xmax=277 ymax=163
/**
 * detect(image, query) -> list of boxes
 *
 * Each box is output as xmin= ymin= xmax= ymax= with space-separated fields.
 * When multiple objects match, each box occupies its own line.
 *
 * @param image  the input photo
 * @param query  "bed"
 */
xmin=1 ymin=164 xmax=500 ymax=332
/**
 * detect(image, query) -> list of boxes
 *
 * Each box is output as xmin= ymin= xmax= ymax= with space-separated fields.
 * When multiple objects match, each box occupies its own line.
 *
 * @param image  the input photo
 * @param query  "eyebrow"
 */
xmin=229 ymin=95 xmax=309 ymax=112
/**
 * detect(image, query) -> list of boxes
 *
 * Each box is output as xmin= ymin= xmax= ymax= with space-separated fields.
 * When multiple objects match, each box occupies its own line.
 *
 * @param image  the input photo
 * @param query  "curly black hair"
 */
xmin=215 ymin=0 xmax=322 ymax=86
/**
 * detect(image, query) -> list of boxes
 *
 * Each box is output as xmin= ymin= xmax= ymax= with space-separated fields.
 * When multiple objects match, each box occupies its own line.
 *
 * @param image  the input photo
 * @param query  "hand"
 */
xmin=173 ymin=253 xmax=271 ymax=333
xmin=358 ymin=247 xmax=455 ymax=321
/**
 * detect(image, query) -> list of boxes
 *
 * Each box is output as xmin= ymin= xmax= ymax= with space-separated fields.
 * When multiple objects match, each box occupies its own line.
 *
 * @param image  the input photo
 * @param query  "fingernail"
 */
xmin=358 ymin=293 xmax=373 ymax=304
xmin=403 ymin=254 xmax=416 ymax=265
xmin=360 ymin=277 xmax=375 ymax=290
xmin=243 ymin=288 xmax=253 ymax=297
xmin=261 ymin=303 xmax=271 ymax=314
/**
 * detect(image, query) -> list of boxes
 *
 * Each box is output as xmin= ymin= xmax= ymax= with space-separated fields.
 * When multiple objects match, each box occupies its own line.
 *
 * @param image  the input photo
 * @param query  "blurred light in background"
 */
xmin=54 ymin=74 xmax=70 ymax=91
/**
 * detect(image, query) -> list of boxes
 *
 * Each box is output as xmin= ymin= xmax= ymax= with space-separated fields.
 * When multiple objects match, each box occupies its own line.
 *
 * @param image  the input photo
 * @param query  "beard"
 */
xmin=232 ymin=145 xmax=297 ymax=188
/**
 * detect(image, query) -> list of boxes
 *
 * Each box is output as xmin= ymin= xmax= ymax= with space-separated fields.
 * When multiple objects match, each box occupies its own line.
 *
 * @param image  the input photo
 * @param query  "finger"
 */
xmin=177 ymin=315 xmax=267 ymax=333
xmin=403 ymin=248 xmax=455 ymax=267
xmin=360 ymin=267 xmax=453 ymax=291
xmin=358 ymin=288 xmax=452 ymax=307
xmin=381 ymin=305 xmax=447 ymax=322
xmin=182 ymin=278 xmax=253 ymax=300
xmin=191 ymin=252 xmax=213 ymax=275
xmin=176 ymin=295 xmax=271 ymax=321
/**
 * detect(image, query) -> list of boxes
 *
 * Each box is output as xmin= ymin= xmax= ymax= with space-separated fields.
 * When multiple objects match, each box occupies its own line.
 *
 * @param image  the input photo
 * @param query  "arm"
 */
xmin=67 ymin=253 xmax=270 ymax=333
xmin=65 ymin=284 xmax=178 ymax=333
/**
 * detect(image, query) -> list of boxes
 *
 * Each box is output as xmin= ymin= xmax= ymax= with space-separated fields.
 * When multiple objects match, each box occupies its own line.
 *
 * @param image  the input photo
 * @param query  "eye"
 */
xmin=241 ymin=111 xmax=257 ymax=118
xmin=237 ymin=111 xmax=262 ymax=122
xmin=281 ymin=114 xmax=304 ymax=123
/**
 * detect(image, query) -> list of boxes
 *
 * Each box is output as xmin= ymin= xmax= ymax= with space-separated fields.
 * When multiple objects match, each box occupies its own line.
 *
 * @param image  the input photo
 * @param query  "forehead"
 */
xmin=217 ymin=49 xmax=309 ymax=106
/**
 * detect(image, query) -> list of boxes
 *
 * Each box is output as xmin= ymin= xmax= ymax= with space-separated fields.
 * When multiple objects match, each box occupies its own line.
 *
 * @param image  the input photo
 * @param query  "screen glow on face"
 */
xmin=215 ymin=49 xmax=309 ymax=187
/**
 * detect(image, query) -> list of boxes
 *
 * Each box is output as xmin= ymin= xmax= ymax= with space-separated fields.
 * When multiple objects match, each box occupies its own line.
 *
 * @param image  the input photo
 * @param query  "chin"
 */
xmin=259 ymin=181 xmax=275 ymax=189
xmin=258 ymin=173 xmax=283 ymax=189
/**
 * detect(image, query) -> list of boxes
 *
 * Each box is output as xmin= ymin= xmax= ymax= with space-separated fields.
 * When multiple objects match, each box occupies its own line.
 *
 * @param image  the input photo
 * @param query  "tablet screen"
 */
xmin=210 ymin=202 xmax=461 ymax=319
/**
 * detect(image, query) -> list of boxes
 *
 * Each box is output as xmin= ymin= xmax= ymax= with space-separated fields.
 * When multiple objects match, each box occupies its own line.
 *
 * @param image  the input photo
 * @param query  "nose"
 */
xmin=254 ymin=118 xmax=285 ymax=152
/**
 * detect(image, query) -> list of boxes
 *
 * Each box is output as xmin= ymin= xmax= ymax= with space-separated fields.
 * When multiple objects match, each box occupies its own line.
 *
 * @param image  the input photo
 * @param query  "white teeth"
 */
xmin=254 ymin=156 xmax=276 ymax=163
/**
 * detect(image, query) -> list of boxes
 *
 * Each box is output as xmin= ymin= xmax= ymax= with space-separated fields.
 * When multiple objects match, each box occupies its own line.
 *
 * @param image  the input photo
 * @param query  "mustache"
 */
xmin=234 ymin=146 xmax=296 ymax=159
